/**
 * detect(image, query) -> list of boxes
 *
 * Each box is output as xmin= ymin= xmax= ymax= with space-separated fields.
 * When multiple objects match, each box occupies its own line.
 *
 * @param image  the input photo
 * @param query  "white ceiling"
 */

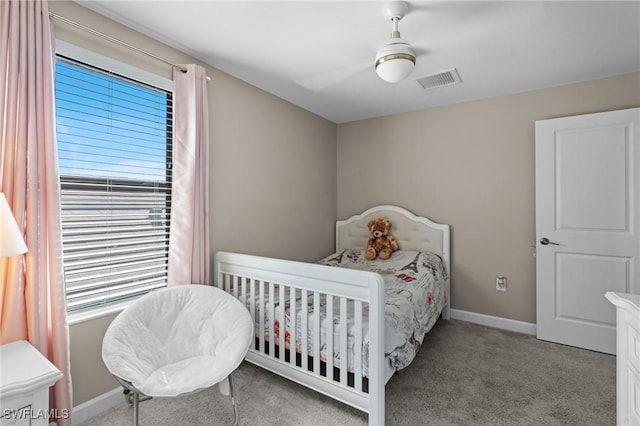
xmin=77 ymin=1 xmax=640 ymax=124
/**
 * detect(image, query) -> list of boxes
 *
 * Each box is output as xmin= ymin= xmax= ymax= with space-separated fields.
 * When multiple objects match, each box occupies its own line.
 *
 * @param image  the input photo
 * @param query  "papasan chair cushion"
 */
xmin=102 ymin=284 xmax=253 ymax=397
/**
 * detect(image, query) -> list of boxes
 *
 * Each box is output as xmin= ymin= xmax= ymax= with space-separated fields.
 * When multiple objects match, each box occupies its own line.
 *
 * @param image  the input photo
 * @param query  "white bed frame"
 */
xmin=215 ymin=205 xmax=450 ymax=425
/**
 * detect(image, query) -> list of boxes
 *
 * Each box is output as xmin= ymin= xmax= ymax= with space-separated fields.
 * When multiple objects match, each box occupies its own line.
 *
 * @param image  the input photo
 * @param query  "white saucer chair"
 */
xmin=102 ymin=284 xmax=253 ymax=426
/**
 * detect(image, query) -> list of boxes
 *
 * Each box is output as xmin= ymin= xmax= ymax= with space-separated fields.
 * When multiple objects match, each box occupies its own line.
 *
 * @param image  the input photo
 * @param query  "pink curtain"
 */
xmin=168 ymin=64 xmax=210 ymax=285
xmin=0 ymin=0 xmax=72 ymax=424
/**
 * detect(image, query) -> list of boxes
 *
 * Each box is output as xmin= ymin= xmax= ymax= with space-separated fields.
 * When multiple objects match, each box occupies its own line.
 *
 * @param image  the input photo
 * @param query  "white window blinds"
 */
xmin=55 ymin=56 xmax=173 ymax=312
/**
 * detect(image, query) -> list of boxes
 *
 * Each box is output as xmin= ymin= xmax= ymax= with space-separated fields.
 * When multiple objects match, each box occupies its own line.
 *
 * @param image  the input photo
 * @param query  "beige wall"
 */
xmin=68 ymin=313 xmax=120 ymax=405
xmin=50 ymin=1 xmax=336 ymax=407
xmin=210 ymin=76 xmax=337 ymax=263
xmin=337 ymin=72 xmax=640 ymax=324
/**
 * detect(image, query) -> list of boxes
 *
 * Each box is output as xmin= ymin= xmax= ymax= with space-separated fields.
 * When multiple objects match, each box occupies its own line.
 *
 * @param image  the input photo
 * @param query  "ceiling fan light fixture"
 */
xmin=375 ymin=2 xmax=416 ymax=83
xmin=375 ymin=39 xmax=416 ymax=83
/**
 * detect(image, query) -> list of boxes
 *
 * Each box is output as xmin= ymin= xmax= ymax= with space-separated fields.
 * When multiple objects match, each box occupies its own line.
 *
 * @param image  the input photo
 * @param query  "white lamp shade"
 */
xmin=0 ymin=193 xmax=28 ymax=258
xmin=375 ymin=38 xmax=416 ymax=83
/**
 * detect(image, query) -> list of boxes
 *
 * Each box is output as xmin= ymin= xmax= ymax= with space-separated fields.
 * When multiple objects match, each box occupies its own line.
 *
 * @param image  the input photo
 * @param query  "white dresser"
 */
xmin=606 ymin=292 xmax=640 ymax=426
xmin=0 ymin=340 xmax=64 ymax=426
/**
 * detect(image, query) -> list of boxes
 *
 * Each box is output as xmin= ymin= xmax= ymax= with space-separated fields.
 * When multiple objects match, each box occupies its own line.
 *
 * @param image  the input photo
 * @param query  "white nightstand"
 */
xmin=605 ymin=292 xmax=640 ymax=426
xmin=0 ymin=340 xmax=64 ymax=425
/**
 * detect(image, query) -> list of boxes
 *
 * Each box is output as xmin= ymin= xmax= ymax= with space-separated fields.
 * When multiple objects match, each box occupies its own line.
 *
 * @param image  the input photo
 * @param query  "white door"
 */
xmin=535 ymin=107 xmax=640 ymax=355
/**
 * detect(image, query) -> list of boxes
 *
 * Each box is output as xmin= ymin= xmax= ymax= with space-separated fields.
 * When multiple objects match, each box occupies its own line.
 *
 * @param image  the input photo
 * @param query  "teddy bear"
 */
xmin=365 ymin=218 xmax=399 ymax=260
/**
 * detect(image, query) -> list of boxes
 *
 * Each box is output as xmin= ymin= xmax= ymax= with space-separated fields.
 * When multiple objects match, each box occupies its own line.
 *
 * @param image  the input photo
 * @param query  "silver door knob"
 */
xmin=540 ymin=237 xmax=559 ymax=246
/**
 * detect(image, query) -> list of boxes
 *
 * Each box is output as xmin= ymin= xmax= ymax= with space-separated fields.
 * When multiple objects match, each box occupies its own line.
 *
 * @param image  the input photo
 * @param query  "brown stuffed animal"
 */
xmin=365 ymin=218 xmax=399 ymax=260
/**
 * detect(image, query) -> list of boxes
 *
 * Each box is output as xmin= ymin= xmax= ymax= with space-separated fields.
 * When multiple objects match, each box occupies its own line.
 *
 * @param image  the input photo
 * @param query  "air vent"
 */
xmin=416 ymin=68 xmax=462 ymax=90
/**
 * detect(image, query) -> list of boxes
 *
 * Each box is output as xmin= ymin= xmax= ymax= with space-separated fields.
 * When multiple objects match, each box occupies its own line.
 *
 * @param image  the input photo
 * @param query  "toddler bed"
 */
xmin=215 ymin=205 xmax=450 ymax=425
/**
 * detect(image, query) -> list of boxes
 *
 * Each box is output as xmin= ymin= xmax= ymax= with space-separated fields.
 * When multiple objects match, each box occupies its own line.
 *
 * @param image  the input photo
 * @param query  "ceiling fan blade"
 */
xmin=410 ymin=0 xmax=542 ymax=21
xmin=408 ymin=1 xmax=545 ymax=50
xmin=296 ymin=61 xmax=372 ymax=92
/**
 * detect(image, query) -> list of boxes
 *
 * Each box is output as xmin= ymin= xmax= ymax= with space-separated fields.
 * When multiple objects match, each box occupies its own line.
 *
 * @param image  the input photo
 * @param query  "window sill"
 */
xmin=67 ymin=300 xmax=133 ymax=326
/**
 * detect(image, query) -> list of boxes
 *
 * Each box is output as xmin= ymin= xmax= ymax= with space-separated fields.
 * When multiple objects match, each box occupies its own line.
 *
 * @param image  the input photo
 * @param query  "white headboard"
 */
xmin=336 ymin=205 xmax=450 ymax=274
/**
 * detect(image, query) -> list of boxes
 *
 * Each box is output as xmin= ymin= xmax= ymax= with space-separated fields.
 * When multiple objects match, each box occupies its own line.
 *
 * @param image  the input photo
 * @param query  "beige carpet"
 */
xmin=78 ymin=319 xmax=615 ymax=425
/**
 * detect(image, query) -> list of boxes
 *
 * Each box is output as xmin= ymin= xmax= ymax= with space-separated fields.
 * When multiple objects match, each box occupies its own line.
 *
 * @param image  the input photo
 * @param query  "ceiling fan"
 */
xmin=295 ymin=1 xmax=417 ymax=91
xmin=295 ymin=1 xmax=545 ymax=92
xmin=374 ymin=1 xmax=416 ymax=83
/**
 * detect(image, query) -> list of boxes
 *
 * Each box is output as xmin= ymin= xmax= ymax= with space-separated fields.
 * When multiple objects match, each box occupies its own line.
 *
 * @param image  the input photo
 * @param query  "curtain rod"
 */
xmin=50 ymin=12 xmax=210 ymax=81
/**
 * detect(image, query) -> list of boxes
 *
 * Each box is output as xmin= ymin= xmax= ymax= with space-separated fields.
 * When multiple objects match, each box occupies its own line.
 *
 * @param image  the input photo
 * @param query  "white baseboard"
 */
xmin=73 ymin=387 xmax=122 ymax=425
xmin=450 ymin=309 xmax=537 ymax=336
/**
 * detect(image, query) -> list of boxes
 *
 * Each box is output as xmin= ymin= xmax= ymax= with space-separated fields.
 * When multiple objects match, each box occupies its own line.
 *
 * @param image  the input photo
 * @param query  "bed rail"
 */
xmin=215 ymin=251 xmax=386 ymax=425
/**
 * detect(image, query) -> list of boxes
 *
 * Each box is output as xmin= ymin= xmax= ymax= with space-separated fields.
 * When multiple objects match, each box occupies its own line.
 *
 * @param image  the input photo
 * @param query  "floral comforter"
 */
xmin=245 ymin=249 xmax=448 ymax=377
xmin=318 ymin=249 xmax=448 ymax=373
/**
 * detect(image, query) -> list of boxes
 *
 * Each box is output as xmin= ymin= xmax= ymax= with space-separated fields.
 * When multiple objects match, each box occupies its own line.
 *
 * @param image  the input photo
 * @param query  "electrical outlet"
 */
xmin=496 ymin=276 xmax=507 ymax=292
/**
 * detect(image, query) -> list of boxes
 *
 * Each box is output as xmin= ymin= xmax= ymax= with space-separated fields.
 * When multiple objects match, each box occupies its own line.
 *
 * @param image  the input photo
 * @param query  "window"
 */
xmin=55 ymin=55 xmax=173 ymax=312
